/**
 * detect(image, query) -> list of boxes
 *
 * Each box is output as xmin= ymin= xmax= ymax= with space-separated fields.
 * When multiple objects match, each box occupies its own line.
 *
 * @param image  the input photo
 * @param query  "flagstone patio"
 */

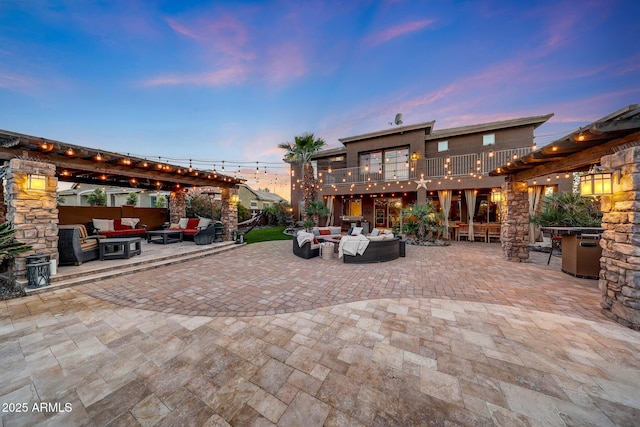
xmin=1 ymin=241 xmax=639 ymax=426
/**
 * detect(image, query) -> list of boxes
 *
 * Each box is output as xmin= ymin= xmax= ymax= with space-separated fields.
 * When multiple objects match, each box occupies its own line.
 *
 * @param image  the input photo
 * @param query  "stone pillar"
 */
xmin=221 ymin=188 xmax=238 ymax=241
xmin=599 ymin=146 xmax=640 ymax=329
xmin=501 ymin=179 xmax=530 ymax=262
xmin=0 ymin=183 xmax=6 ymax=223
xmin=5 ymin=159 xmax=58 ymax=276
xmin=169 ymin=191 xmax=186 ymax=224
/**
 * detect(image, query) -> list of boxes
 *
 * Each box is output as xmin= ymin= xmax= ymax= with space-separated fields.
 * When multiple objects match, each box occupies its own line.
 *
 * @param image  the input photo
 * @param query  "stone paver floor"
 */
xmin=1 ymin=241 xmax=639 ymax=426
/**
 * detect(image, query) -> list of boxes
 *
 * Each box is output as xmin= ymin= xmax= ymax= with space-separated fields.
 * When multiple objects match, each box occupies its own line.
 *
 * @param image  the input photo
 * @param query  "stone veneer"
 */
xmin=501 ymin=179 xmax=530 ymax=262
xmin=599 ymin=146 xmax=640 ymax=329
xmin=220 ymin=188 xmax=238 ymax=241
xmin=5 ymin=159 xmax=59 ymax=276
xmin=169 ymin=191 xmax=186 ymax=224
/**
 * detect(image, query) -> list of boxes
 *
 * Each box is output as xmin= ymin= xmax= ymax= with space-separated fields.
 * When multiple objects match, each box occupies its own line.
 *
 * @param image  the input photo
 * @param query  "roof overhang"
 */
xmin=339 ymin=121 xmax=436 ymax=144
xmin=0 ymin=129 xmax=244 ymax=191
xmin=489 ymin=105 xmax=640 ymax=181
xmin=426 ymin=114 xmax=553 ymax=140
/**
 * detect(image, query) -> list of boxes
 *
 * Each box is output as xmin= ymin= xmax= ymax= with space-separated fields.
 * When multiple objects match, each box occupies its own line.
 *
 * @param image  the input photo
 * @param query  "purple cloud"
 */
xmin=365 ymin=19 xmax=435 ymax=47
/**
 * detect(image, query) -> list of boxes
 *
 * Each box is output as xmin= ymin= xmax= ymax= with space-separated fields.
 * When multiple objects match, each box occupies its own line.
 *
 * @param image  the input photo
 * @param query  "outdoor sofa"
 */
xmin=58 ymin=224 xmax=102 ymax=265
xmin=91 ymin=218 xmax=147 ymax=238
xmin=166 ymin=217 xmax=214 ymax=241
xmin=340 ymin=232 xmax=401 ymax=263
xmin=311 ymin=226 xmax=342 ymax=241
xmin=293 ymin=231 xmax=320 ymax=259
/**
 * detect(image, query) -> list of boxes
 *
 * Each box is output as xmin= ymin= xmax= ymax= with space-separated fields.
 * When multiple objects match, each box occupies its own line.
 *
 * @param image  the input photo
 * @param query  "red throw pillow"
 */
xmin=313 ymin=238 xmax=319 ymax=244
xmin=186 ymin=218 xmax=200 ymax=229
xmin=319 ymin=229 xmax=331 ymax=235
xmin=113 ymin=219 xmax=129 ymax=230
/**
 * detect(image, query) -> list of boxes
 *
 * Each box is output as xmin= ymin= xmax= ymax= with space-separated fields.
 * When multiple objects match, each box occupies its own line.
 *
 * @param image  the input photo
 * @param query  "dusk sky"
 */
xmin=2 ymin=1 xmax=639 ymax=198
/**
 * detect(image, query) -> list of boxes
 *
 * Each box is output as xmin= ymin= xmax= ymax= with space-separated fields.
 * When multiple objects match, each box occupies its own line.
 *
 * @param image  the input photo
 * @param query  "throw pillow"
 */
xmin=113 ymin=219 xmax=129 ymax=231
xmin=319 ymin=229 xmax=331 ymax=235
xmin=186 ymin=218 xmax=200 ymax=229
xmin=351 ymin=227 xmax=363 ymax=236
xmin=370 ymin=228 xmax=380 ymax=237
xmin=313 ymin=238 xmax=319 ymax=244
xmin=347 ymin=227 xmax=354 ymax=236
xmin=197 ymin=218 xmax=212 ymax=229
xmin=312 ymin=229 xmax=320 ymax=236
xmin=178 ymin=218 xmax=189 ymax=229
xmin=169 ymin=223 xmax=180 ymax=229
xmin=93 ymin=219 xmax=114 ymax=232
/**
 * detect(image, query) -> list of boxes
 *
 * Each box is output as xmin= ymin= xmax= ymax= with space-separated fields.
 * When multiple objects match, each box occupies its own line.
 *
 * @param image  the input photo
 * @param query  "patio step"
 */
xmin=24 ymin=241 xmax=243 ymax=295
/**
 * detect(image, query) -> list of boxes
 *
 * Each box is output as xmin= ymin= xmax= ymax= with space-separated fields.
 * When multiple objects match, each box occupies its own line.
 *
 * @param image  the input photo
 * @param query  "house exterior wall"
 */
xmin=293 ymin=116 xmax=570 ymax=230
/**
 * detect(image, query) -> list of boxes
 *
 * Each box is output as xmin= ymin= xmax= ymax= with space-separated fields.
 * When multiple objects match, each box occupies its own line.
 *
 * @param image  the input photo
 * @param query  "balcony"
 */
xmin=318 ymin=147 xmax=533 ymax=186
xmin=320 ymin=161 xmax=418 ymax=185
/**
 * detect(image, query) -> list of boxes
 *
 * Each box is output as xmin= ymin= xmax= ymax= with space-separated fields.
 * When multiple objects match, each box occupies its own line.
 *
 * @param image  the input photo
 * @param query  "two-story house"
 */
xmin=289 ymin=114 xmax=572 ymax=232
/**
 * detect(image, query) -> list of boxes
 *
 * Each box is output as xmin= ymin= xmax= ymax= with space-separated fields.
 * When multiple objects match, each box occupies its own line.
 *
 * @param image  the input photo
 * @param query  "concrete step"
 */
xmin=25 ymin=242 xmax=244 ymax=295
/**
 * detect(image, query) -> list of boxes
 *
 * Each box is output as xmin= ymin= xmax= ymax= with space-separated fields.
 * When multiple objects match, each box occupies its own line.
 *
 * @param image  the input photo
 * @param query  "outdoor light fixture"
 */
xmin=27 ymin=174 xmax=46 ymax=190
xmin=490 ymin=188 xmax=502 ymax=203
xmin=230 ymin=194 xmax=240 ymax=204
xmin=580 ymin=166 xmax=613 ymax=197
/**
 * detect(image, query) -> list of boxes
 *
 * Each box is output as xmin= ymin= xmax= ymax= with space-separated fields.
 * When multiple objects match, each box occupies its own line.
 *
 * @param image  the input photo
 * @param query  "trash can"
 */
xmin=361 ymin=221 xmax=370 ymax=235
xmin=213 ymin=221 xmax=224 ymax=242
xmin=561 ymin=234 xmax=601 ymax=279
xmin=26 ymin=253 xmax=51 ymax=288
xmin=399 ymin=240 xmax=406 ymax=257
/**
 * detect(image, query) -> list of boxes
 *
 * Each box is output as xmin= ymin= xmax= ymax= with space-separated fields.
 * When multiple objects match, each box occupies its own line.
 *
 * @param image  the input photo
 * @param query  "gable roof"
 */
xmin=426 ymin=114 xmax=553 ymax=140
xmin=339 ymin=121 xmax=436 ymax=144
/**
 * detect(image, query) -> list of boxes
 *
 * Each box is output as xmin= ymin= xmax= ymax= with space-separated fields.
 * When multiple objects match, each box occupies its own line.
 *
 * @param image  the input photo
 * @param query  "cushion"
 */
xmin=77 ymin=224 xmax=88 ymax=238
xmin=383 ymin=233 xmax=395 ymax=240
xmin=93 ymin=219 xmax=114 ymax=232
xmin=312 ymin=229 xmax=320 ymax=236
xmin=370 ymin=228 xmax=380 ymax=237
xmin=367 ymin=235 xmax=385 ymax=241
xmin=113 ymin=219 xmax=129 ymax=231
xmin=351 ymin=227 xmax=363 ymax=236
xmin=178 ymin=218 xmax=189 ymax=229
xmin=313 ymin=238 xmax=319 ymax=244
xmin=120 ymin=217 xmax=140 ymax=228
xmin=170 ymin=223 xmax=180 ymax=229
xmin=197 ymin=218 xmax=212 ymax=229
xmin=319 ymin=229 xmax=331 ymax=236
xmin=347 ymin=227 xmax=354 ymax=236
xmin=186 ymin=218 xmax=200 ymax=229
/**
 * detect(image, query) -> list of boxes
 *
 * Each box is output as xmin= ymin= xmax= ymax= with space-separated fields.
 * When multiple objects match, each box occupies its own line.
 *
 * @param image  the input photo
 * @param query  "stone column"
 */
xmin=599 ymin=146 xmax=640 ymax=329
xmin=169 ymin=191 xmax=186 ymax=224
xmin=221 ymin=188 xmax=238 ymax=241
xmin=5 ymin=159 xmax=58 ymax=276
xmin=501 ymin=179 xmax=530 ymax=262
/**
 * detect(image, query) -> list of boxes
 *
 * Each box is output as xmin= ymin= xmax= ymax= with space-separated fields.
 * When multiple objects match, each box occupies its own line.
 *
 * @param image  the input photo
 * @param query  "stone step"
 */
xmin=24 ymin=242 xmax=244 ymax=295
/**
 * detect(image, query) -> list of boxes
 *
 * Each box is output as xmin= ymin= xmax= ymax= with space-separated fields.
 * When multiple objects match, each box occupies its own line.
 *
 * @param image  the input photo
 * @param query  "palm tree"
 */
xmin=278 ymin=133 xmax=326 ymax=220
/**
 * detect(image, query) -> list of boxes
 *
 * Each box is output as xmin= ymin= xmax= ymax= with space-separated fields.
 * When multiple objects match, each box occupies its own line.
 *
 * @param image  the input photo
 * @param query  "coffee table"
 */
xmin=322 ymin=236 xmax=342 ymax=253
xmin=99 ymin=237 xmax=142 ymax=260
xmin=147 ymin=230 xmax=183 ymax=244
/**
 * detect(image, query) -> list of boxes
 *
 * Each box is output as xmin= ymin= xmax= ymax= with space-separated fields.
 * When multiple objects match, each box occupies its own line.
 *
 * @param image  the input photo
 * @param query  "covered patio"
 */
xmin=0 ymin=129 xmax=245 ymax=278
xmin=494 ymin=104 xmax=640 ymax=329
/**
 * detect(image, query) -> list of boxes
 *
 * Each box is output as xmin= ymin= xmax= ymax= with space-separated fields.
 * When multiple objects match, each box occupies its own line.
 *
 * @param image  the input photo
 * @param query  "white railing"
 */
xmin=321 ymin=161 xmax=418 ymax=185
xmin=425 ymin=147 xmax=531 ymax=178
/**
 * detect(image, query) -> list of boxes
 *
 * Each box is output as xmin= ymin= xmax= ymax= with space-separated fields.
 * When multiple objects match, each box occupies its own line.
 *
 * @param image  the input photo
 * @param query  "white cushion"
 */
xmin=351 ymin=227 xmax=363 ymax=236
xmin=370 ymin=228 xmax=380 ymax=237
xmin=178 ymin=218 xmax=189 ymax=229
xmin=197 ymin=218 xmax=212 ymax=229
xmin=93 ymin=219 xmax=114 ymax=232
xmin=367 ymin=235 xmax=385 ymax=241
xmin=120 ymin=217 xmax=139 ymax=228
xmin=383 ymin=232 xmax=395 ymax=240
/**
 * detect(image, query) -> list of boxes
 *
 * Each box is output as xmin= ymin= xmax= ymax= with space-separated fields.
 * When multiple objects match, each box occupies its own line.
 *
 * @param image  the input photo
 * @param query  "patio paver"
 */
xmin=1 ymin=240 xmax=639 ymax=426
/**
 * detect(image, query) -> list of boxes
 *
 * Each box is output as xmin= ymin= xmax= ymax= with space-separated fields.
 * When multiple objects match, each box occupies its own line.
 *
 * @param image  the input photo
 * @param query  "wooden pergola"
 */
xmin=489 ymin=104 xmax=640 ymax=329
xmin=0 ymin=129 xmax=244 ymax=191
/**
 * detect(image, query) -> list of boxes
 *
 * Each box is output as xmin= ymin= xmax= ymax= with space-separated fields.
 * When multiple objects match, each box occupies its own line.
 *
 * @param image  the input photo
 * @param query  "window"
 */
xmin=384 ymin=148 xmax=409 ymax=180
xmin=250 ymin=201 xmax=258 ymax=208
xmin=360 ymin=151 xmax=382 ymax=176
xmin=263 ymin=202 xmax=271 ymax=208
xmin=483 ymin=134 xmax=495 ymax=146
xmin=438 ymin=141 xmax=448 ymax=152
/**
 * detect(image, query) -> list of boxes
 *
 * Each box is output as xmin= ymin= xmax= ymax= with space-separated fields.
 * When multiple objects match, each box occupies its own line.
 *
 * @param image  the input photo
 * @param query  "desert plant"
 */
xmin=278 ymin=133 xmax=326 ymax=220
xmin=0 ymin=222 xmax=34 ymax=300
xmin=402 ymin=202 xmax=445 ymax=242
xmin=530 ymin=192 xmax=602 ymax=227
xmin=304 ymin=200 xmax=328 ymax=227
xmin=154 ymin=195 xmax=167 ymax=208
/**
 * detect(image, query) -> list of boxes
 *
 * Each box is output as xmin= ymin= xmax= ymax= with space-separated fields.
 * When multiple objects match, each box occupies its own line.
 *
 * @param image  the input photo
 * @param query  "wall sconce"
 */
xmin=230 ymin=194 xmax=240 ymax=204
xmin=580 ymin=166 xmax=614 ymax=197
xmin=410 ymin=152 xmax=418 ymax=160
xmin=490 ymin=188 xmax=502 ymax=203
xmin=580 ymin=172 xmax=612 ymax=197
xmin=27 ymin=174 xmax=47 ymax=190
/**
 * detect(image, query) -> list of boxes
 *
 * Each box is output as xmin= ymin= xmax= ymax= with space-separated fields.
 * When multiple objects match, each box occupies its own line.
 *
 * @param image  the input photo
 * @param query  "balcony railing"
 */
xmin=318 ymin=147 xmax=532 ymax=185
xmin=321 ymin=162 xmax=418 ymax=185
xmin=425 ymin=147 xmax=532 ymax=178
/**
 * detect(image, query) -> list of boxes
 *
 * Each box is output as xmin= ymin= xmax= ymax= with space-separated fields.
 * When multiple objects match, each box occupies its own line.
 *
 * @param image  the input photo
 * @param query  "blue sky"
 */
xmin=1 ymin=0 xmax=639 ymax=198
